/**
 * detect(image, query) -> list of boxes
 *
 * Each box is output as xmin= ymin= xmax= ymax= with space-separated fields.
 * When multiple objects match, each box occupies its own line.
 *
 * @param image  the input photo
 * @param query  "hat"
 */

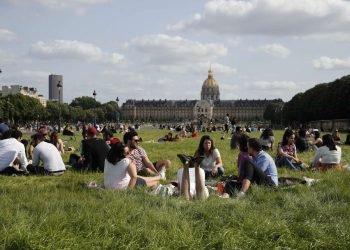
xmin=39 ymin=127 xmax=48 ymax=135
xmin=110 ymin=138 xmax=120 ymax=145
xmin=87 ymin=127 xmax=97 ymax=136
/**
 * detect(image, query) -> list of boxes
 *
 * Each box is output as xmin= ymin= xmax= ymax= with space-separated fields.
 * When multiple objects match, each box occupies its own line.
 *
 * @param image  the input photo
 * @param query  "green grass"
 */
xmin=1 ymin=129 xmax=350 ymax=249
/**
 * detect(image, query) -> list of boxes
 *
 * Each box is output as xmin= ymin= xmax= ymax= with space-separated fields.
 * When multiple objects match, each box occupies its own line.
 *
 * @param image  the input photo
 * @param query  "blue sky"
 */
xmin=1 ymin=0 xmax=350 ymax=104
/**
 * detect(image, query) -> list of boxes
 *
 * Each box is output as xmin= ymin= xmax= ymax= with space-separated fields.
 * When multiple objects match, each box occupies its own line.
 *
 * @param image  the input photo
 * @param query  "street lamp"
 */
xmin=57 ymin=81 xmax=62 ymax=133
xmin=93 ymin=90 xmax=97 ymax=125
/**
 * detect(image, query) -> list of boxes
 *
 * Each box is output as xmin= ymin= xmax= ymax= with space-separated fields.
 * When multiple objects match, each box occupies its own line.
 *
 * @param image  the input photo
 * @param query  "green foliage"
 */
xmin=1 ymin=129 xmax=350 ymax=249
xmin=283 ymin=75 xmax=350 ymax=123
xmin=70 ymin=96 xmax=101 ymax=110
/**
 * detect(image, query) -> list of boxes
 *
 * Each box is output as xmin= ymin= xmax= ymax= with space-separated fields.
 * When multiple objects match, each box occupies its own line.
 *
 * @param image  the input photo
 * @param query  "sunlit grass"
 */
xmin=1 ymin=128 xmax=350 ymax=249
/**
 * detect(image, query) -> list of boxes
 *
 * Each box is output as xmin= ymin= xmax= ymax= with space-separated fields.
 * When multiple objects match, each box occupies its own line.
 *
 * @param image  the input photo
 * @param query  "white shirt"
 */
xmin=177 ymin=168 xmax=209 ymax=198
xmin=104 ymin=158 xmax=131 ymax=190
xmin=32 ymin=141 xmax=66 ymax=172
xmin=312 ymin=145 xmax=342 ymax=166
xmin=0 ymin=138 xmax=28 ymax=171
xmin=200 ymin=148 xmax=221 ymax=171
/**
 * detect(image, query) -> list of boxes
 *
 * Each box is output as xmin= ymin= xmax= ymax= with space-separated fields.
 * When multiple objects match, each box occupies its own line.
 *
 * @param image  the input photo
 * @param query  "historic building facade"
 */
xmin=121 ymin=70 xmax=283 ymax=122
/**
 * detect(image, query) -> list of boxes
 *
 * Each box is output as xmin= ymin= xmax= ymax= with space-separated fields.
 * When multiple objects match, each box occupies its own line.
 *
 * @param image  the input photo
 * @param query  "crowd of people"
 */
xmin=1 ymin=117 xmax=349 ymax=200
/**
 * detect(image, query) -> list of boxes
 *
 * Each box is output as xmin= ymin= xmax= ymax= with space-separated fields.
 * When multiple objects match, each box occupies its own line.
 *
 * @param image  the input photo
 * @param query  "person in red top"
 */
xmin=276 ymin=129 xmax=305 ymax=170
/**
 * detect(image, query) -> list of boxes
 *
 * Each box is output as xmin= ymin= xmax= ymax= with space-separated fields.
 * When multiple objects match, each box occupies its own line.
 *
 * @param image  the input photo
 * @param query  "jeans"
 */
xmin=275 ymin=156 xmax=298 ymax=170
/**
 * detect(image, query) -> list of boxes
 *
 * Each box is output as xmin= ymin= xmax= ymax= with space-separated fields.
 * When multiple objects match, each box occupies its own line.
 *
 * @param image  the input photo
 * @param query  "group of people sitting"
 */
xmin=0 ymin=123 xmax=66 ymax=176
xmin=1 ymin=118 xmax=348 ymax=201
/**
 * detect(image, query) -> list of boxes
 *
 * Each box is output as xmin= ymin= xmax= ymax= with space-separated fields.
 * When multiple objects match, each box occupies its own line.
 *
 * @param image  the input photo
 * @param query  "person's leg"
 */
xmin=180 ymin=164 xmax=191 ymax=200
xmin=283 ymin=158 xmax=297 ymax=170
xmin=217 ymin=167 xmax=224 ymax=176
xmin=155 ymin=159 xmax=171 ymax=171
xmin=27 ymin=164 xmax=46 ymax=175
xmin=195 ymin=164 xmax=208 ymax=200
xmin=241 ymin=179 xmax=251 ymax=193
xmin=139 ymin=176 xmax=160 ymax=188
xmin=0 ymin=167 xmax=18 ymax=175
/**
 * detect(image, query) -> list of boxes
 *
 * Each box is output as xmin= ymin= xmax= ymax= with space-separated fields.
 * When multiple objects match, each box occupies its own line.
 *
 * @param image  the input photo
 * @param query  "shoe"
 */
xmin=177 ymin=154 xmax=191 ymax=165
xmin=158 ymin=167 xmax=166 ymax=181
xmin=236 ymin=191 xmax=246 ymax=198
xmin=302 ymin=176 xmax=320 ymax=186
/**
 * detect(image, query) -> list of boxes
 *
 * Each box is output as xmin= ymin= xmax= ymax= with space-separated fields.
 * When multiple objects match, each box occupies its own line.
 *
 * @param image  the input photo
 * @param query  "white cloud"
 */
xmin=245 ymin=81 xmax=298 ymax=90
xmin=313 ymin=56 xmax=350 ymax=70
xmin=21 ymin=70 xmax=50 ymax=78
xmin=30 ymin=40 xmax=124 ymax=65
xmin=261 ymin=44 xmax=291 ymax=58
xmin=126 ymin=34 xmax=235 ymax=74
xmin=0 ymin=28 xmax=16 ymax=41
xmin=169 ymin=0 xmax=350 ymax=37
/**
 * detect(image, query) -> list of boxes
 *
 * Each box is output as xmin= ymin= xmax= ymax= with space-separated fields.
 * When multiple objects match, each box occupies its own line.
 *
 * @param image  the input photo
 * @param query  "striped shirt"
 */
xmin=128 ymin=147 xmax=148 ymax=171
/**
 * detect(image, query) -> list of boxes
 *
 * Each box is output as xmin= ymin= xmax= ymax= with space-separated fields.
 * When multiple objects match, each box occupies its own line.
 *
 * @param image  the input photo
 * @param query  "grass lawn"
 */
xmin=1 ymin=129 xmax=350 ymax=249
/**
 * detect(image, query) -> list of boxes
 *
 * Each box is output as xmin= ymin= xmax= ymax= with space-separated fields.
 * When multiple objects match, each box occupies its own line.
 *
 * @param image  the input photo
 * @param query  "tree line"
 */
xmin=264 ymin=74 xmax=350 ymax=126
xmin=0 ymin=95 xmax=120 ymax=125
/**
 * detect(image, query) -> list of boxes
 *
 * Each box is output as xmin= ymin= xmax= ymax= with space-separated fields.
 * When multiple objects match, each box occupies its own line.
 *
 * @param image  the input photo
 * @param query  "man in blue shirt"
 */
xmin=238 ymin=138 xmax=278 ymax=197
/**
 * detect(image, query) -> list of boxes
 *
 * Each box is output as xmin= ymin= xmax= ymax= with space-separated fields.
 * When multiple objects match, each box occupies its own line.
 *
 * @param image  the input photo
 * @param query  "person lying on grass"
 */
xmin=176 ymin=154 xmax=209 ymax=200
xmin=104 ymin=142 xmax=166 ymax=190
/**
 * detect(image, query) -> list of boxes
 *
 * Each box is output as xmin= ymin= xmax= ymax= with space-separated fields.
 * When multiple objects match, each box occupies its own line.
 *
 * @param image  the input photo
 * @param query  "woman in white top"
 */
xmin=312 ymin=134 xmax=343 ymax=171
xmin=194 ymin=135 xmax=224 ymax=178
xmin=104 ymin=142 xmax=165 ymax=190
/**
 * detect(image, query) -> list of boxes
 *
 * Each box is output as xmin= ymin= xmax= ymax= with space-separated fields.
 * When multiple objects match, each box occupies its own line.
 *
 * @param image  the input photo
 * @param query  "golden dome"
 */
xmin=203 ymin=69 xmax=217 ymax=87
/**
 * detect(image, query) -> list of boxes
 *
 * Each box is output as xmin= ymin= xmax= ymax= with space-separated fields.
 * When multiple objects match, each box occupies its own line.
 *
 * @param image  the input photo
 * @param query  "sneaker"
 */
xmin=236 ymin=191 xmax=246 ymax=198
xmin=158 ymin=167 xmax=166 ymax=181
xmin=302 ymin=176 xmax=320 ymax=186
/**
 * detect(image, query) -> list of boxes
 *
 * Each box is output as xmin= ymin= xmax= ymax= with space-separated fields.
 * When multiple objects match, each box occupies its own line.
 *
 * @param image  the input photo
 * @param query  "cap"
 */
xmin=87 ymin=127 xmax=97 ymax=136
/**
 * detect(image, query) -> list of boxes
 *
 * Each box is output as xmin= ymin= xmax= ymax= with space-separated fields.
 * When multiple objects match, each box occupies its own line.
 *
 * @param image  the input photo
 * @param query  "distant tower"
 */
xmin=201 ymin=68 xmax=220 ymax=101
xmin=49 ymin=74 xmax=63 ymax=102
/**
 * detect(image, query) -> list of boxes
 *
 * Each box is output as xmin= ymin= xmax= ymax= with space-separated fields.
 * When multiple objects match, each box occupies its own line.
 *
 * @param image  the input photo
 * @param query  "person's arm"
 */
xmin=292 ymin=145 xmax=301 ymax=163
xmin=18 ymin=144 xmax=28 ymax=170
xmin=142 ymin=156 xmax=158 ymax=173
xmin=32 ymin=148 xmax=40 ymax=166
xmin=58 ymin=139 xmax=65 ymax=154
xmin=312 ymin=147 xmax=323 ymax=167
xmin=211 ymin=151 xmax=223 ymax=175
xmin=127 ymin=162 xmax=137 ymax=189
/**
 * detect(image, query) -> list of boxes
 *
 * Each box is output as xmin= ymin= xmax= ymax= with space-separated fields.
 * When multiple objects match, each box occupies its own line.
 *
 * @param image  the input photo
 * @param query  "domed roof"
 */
xmin=203 ymin=69 xmax=217 ymax=87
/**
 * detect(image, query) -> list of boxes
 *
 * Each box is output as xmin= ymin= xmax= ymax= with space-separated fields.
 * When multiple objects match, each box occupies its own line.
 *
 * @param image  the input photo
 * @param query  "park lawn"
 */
xmin=1 ymin=129 xmax=350 ymax=249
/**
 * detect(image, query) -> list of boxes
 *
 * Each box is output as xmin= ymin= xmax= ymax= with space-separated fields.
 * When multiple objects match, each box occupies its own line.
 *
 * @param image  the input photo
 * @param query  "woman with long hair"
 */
xmin=309 ymin=129 xmax=323 ymax=150
xmin=104 ymin=142 xmax=164 ymax=190
xmin=49 ymin=131 xmax=65 ymax=155
xmin=276 ymin=129 xmax=304 ymax=170
xmin=194 ymin=135 xmax=224 ymax=178
xmin=312 ymin=134 xmax=343 ymax=171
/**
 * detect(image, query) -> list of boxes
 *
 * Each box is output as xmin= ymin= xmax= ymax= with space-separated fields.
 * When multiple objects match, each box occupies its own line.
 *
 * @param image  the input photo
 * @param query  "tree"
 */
xmin=70 ymin=96 xmax=101 ymax=110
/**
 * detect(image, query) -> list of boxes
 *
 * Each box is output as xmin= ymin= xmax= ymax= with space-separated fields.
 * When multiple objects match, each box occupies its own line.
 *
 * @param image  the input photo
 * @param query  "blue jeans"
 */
xmin=275 ymin=156 xmax=297 ymax=170
xmin=204 ymin=167 xmax=225 ymax=179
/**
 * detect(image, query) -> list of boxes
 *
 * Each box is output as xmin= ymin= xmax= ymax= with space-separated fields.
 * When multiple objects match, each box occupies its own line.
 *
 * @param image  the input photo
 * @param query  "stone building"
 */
xmin=0 ymin=85 xmax=47 ymax=107
xmin=122 ymin=70 xmax=283 ymax=122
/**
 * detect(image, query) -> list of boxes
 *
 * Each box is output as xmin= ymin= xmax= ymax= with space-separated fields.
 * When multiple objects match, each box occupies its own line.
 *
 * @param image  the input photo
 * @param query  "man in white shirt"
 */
xmin=0 ymin=129 xmax=29 ymax=175
xmin=27 ymin=133 xmax=66 ymax=175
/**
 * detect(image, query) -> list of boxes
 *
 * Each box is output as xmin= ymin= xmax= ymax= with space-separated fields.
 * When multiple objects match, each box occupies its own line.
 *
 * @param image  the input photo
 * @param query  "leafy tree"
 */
xmin=70 ymin=96 xmax=101 ymax=110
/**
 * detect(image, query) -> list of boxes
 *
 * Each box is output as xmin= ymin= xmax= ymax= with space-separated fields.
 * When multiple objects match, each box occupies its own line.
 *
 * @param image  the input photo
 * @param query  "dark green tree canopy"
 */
xmin=70 ymin=96 xmax=101 ymax=110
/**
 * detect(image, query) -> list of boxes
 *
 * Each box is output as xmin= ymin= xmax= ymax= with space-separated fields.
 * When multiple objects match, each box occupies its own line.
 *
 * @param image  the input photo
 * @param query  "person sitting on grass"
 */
xmin=27 ymin=133 xmax=66 ymax=175
xmin=309 ymin=129 xmax=323 ymax=150
xmin=49 ymin=131 xmax=65 ymax=155
xmin=225 ymin=137 xmax=278 ymax=197
xmin=0 ymin=129 xmax=29 ymax=175
xmin=276 ymin=129 xmax=305 ymax=170
xmin=124 ymin=130 xmax=171 ymax=177
xmin=194 ymin=135 xmax=224 ymax=179
xmin=295 ymin=129 xmax=309 ymax=152
xmin=332 ymin=129 xmax=342 ymax=145
xmin=176 ymin=154 xmax=209 ymax=200
xmin=104 ymin=142 xmax=165 ymax=190
xmin=312 ymin=134 xmax=343 ymax=171
xmin=260 ymin=128 xmax=275 ymax=151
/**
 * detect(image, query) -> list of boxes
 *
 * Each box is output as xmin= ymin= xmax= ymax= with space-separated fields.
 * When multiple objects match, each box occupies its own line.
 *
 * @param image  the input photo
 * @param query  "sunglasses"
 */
xmin=133 ymin=139 xmax=140 ymax=143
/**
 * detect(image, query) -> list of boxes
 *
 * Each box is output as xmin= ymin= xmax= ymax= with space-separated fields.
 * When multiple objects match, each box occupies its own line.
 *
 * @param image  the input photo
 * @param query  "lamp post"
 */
xmin=57 ymin=81 xmax=62 ymax=133
xmin=93 ymin=90 xmax=97 ymax=125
